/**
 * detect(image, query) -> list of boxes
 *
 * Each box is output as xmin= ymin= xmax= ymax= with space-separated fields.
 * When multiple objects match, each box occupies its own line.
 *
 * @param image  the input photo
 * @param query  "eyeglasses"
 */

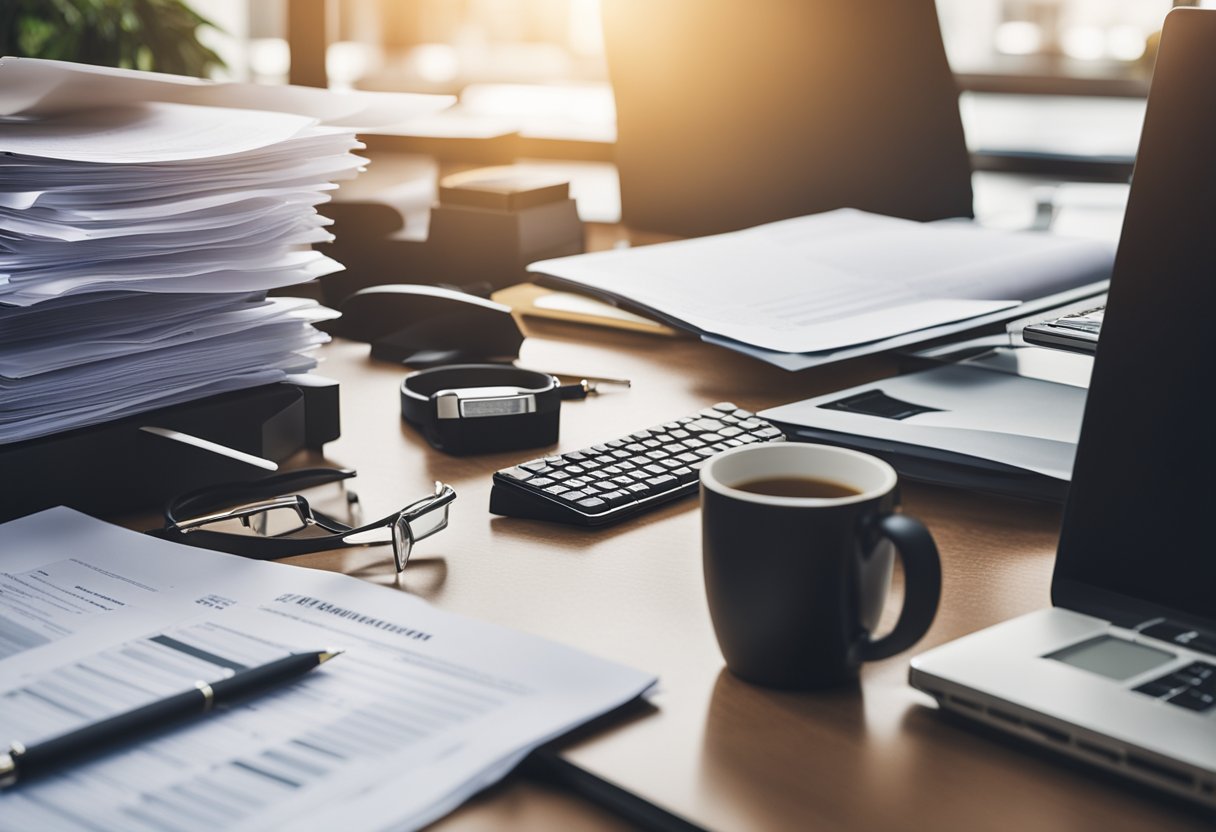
xmin=150 ymin=468 xmax=456 ymax=572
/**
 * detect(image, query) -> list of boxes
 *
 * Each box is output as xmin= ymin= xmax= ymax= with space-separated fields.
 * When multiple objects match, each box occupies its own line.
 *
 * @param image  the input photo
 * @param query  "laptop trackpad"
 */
xmin=1047 ymin=635 xmax=1175 ymax=681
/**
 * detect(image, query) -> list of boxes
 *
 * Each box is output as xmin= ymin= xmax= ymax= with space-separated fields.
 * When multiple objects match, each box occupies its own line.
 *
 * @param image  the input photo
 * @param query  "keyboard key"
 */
xmin=1187 ymin=636 xmax=1216 ymax=656
xmin=1166 ymin=688 xmax=1216 ymax=712
xmin=1161 ymin=669 xmax=1207 ymax=689
xmin=600 ymin=490 xmax=633 ymax=506
xmin=1140 ymin=622 xmax=1193 ymax=642
xmin=1134 ymin=678 xmax=1181 ymax=698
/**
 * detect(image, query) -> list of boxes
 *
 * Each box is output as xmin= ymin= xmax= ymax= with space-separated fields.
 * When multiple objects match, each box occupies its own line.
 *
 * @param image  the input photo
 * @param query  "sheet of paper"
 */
xmin=0 ymin=56 xmax=454 ymax=128
xmin=0 ymin=508 xmax=656 ymax=831
xmin=528 ymin=209 xmax=1115 ymax=355
xmin=0 ymin=102 xmax=319 ymax=163
xmin=705 ymin=281 xmax=1109 ymax=370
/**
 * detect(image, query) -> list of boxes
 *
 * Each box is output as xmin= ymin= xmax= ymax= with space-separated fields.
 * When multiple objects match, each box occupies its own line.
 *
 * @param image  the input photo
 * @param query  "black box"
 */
xmin=0 ymin=377 xmax=340 ymax=522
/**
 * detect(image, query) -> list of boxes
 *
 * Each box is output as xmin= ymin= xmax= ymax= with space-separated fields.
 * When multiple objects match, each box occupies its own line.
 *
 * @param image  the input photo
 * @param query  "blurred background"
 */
xmin=9 ymin=0 xmax=1211 ymax=234
xmin=184 ymin=0 xmax=1190 ymax=92
xmin=176 ymin=0 xmax=1200 ymax=234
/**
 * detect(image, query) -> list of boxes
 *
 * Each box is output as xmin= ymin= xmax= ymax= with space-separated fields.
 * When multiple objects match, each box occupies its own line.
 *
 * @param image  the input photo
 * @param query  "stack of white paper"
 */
xmin=0 ymin=59 xmax=452 ymax=444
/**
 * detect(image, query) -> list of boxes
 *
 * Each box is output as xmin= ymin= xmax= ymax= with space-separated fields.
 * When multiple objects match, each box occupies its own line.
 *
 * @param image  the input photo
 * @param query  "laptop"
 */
xmin=1021 ymin=299 xmax=1105 ymax=354
xmin=910 ymin=7 xmax=1216 ymax=810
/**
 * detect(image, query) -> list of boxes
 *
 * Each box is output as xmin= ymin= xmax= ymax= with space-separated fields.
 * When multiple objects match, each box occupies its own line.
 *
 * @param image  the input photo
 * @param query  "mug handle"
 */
xmin=860 ymin=514 xmax=942 ymax=661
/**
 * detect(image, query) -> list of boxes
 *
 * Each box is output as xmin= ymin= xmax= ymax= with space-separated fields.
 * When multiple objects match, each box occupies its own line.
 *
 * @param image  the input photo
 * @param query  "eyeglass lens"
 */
xmin=392 ymin=514 xmax=413 ymax=572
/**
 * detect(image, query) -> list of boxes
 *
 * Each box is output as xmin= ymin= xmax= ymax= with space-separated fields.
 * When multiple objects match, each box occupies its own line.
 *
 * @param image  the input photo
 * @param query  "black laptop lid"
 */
xmin=1052 ymin=8 xmax=1216 ymax=630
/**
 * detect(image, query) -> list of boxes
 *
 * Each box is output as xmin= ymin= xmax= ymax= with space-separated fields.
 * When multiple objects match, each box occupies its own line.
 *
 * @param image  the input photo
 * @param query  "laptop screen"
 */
xmin=1053 ymin=8 xmax=1216 ymax=630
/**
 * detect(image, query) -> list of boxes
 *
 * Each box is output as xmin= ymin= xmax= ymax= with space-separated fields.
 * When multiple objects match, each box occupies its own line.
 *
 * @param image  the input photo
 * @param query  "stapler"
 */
xmin=325 ymin=284 xmax=525 ymax=366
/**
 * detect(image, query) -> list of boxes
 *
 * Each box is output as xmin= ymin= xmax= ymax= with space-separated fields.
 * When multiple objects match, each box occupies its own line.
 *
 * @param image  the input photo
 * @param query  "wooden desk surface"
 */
xmin=284 ymin=290 xmax=1210 ymax=832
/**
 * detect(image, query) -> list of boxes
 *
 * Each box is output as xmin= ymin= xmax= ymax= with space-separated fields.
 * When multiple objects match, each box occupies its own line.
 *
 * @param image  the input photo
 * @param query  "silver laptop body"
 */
xmin=910 ymin=7 xmax=1216 ymax=810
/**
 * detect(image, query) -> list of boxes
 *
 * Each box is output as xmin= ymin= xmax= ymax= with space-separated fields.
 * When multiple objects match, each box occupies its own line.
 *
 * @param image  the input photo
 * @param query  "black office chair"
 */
xmin=602 ymin=0 xmax=974 ymax=237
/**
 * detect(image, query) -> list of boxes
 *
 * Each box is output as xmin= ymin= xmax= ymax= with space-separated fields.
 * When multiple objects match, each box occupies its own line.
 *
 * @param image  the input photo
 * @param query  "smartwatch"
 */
xmin=400 ymin=365 xmax=561 ymax=455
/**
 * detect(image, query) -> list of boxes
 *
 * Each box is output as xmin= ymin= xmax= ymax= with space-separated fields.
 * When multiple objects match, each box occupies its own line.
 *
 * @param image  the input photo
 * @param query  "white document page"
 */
xmin=708 ymin=281 xmax=1108 ymax=371
xmin=528 ymin=209 xmax=1115 ymax=355
xmin=0 ymin=103 xmax=319 ymax=164
xmin=0 ymin=508 xmax=656 ymax=832
xmin=0 ymin=56 xmax=454 ymax=128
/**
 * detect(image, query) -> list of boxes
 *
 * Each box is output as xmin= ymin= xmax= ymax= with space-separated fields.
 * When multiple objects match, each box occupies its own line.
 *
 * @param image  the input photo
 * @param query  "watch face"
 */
xmin=460 ymin=396 xmax=531 ymax=417
xmin=403 ymin=368 xmax=560 ymax=454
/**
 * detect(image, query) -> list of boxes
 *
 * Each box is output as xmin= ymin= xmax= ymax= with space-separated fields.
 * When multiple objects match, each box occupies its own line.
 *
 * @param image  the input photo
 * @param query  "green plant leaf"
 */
xmin=5 ymin=0 xmax=227 ymax=77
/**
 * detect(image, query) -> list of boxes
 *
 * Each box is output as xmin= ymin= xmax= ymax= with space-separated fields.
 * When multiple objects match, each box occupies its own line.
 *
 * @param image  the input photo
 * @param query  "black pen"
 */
xmin=0 ymin=649 xmax=341 ymax=787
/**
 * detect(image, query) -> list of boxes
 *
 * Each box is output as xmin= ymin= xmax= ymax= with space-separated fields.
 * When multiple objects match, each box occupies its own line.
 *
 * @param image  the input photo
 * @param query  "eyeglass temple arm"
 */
xmin=165 ymin=468 xmax=357 ymax=526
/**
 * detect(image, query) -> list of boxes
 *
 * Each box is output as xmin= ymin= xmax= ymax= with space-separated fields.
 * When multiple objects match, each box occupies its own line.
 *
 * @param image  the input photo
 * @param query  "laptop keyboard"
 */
xmin=1140 ymin=620 xmax=1216 ymax=655
xmin=1134 ymin=662 xmax=1216 ymax=712
xmin=1135 ymin=620 xmax=1216 ymax=713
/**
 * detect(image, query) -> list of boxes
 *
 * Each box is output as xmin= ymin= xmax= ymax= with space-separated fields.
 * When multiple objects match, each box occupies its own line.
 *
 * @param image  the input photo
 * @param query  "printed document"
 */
xmin=528 ymin=209 xmax=1114 ymax=356
xmin=0 ymin=508 xmax=656 ymax=831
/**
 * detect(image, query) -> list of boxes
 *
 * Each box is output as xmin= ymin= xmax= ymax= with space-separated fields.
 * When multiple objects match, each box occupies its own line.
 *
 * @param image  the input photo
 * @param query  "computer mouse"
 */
xmin=326 ymin=284 xmax=525 ymax=366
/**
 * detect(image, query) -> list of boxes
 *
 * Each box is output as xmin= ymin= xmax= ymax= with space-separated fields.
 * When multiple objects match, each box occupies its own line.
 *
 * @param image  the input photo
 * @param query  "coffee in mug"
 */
xmin=732 ymin=476 xmax=862 ymax=499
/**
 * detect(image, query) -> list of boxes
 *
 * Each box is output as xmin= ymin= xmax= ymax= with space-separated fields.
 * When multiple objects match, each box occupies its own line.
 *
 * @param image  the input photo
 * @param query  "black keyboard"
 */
xmin=489 ymin=402 xmax=785 ymax=525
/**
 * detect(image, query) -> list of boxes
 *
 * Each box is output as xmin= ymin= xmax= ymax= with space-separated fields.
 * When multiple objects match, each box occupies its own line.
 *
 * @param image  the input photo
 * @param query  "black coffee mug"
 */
xmin=701 ymin=443 xmax=941 ymax=690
